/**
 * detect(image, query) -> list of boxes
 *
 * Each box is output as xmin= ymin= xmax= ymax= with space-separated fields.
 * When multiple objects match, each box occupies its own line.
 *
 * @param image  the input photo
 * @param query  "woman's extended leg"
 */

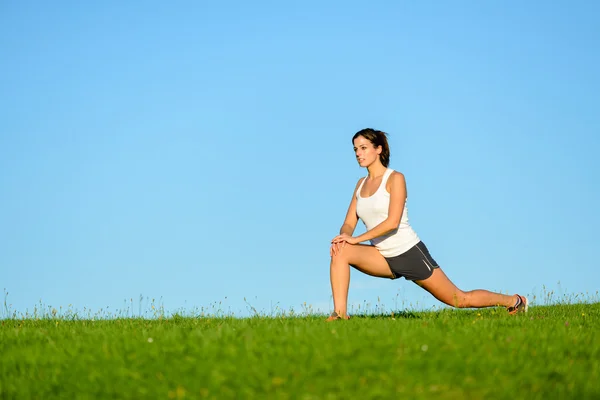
xmin=330 ymin=243 xmax=393 ymax=318
xmin=415 ymin=268 xmax=519 ymax=308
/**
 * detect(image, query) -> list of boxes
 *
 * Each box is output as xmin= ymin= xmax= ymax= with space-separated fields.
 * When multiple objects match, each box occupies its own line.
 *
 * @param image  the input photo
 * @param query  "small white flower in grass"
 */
xmin=421 ymin=345 xmax=428 ymax=352
xmin=148 ymin=338 xmax=154 ymax=343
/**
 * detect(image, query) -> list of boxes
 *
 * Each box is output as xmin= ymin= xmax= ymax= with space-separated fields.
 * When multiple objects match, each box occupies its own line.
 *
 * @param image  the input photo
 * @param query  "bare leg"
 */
xmin=330 ymin=244 xmax=393 ymax=317
xmin=415 ymin=268 xmax=518 ymax=308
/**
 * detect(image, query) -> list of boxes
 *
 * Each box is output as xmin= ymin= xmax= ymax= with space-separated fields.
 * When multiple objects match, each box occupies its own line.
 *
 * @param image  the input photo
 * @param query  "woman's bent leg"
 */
xmin=415 ymin=268 xmax=518 ymax=308
xmin=330 ymin=244 xmax=393 ymax=318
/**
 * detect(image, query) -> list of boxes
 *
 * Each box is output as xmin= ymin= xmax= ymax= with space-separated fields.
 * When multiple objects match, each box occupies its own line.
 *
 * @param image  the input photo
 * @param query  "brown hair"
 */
xmin=352 ymin=128 xmax=391 ymax=167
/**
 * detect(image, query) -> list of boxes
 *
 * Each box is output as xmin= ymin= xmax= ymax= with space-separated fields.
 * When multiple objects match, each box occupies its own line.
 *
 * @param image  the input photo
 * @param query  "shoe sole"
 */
xmin=522 ymin=296 xmax=529 ymax=313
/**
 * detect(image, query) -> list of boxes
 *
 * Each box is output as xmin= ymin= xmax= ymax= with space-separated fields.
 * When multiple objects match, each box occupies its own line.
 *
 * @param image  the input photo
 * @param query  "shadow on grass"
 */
xmin=351 ymin=310 xmax=421 ymax=319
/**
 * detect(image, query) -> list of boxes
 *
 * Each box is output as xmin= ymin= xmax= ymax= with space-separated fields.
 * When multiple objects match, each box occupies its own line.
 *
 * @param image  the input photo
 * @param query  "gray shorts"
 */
xmin=385 ymin=241 xmax=439 ymax=281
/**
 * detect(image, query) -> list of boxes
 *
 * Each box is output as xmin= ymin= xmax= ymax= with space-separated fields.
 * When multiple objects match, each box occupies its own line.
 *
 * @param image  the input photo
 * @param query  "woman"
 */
xmin=328 ymin=128 xmax=528 ymax=320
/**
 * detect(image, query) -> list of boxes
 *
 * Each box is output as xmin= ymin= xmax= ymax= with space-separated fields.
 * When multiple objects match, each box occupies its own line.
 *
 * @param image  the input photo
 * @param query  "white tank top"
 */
xmin=355 ymin=168 xmax=420 ymax=257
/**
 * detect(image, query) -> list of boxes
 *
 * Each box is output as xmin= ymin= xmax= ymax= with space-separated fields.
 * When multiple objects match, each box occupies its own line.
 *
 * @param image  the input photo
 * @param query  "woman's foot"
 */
xmin=507 ymin=295 xmax=529 ymax=314
xmin=326 ymin=311 xmax=351 ymax=321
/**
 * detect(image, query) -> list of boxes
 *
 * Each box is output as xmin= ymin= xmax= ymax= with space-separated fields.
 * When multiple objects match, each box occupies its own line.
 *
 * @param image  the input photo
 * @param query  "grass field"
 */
xmin=1 ymin=297 xmax=599 ymax=399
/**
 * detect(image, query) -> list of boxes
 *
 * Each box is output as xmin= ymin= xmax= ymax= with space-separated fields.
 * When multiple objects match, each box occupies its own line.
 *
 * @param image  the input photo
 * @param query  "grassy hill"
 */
xmin=1 ymin=302 xmax=599 ymax=399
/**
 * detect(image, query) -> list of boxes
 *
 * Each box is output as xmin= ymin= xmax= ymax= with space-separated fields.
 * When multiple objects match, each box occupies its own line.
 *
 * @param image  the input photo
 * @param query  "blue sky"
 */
xmin=1 ymin=1 xmax=599 ymax=318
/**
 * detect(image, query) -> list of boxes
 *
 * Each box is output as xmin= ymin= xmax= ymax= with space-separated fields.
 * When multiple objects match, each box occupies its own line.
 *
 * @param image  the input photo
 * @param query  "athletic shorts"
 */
xmin=385 ymin=241 xmax=439 ymax=281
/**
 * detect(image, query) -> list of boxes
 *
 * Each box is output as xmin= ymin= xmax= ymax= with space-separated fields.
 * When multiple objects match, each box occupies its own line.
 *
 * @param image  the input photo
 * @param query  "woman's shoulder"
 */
xmin=354 ymin=176 xmax=367 ymax=189
xmin=388 ymin=169 xmax=405 ymax=181
xmin=386 ymin=169 xmax=406 ymax=191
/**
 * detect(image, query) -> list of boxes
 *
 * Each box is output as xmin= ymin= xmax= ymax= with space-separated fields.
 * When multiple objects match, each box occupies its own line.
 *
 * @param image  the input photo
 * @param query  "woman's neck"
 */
xmin=367 ymin=163 xmax=387 ymax=179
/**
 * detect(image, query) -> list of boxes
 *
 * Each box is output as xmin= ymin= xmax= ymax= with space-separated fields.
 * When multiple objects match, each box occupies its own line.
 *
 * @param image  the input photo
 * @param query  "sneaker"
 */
xmin=507 ymin=295 xmax=528 ymax=315
xmin=326 ymin=311 xmax=350 ymax=321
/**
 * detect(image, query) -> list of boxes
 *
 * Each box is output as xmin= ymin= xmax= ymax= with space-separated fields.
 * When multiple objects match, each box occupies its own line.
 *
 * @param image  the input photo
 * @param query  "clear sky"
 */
xmin=1 ymin=1 xmax=599 ymax=318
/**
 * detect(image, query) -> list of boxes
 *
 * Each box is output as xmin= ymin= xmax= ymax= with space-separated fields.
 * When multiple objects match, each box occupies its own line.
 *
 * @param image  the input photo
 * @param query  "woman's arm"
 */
xmin=338 ymin=178 xmax=365 ymax=235
xmin=330 ymin=178 xmax=364 ymax=256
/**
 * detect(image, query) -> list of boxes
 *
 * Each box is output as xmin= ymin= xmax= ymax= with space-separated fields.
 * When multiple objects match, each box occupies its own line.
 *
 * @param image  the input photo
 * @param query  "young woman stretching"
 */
xmin=328 ymin=128 xmax=528 ymax=320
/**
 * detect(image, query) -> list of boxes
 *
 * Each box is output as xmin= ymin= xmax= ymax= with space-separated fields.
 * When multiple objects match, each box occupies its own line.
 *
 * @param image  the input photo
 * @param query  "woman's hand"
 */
xmin=331 ymin=233 xmax=359 ymax=246
xmin=330 ymin=242 xmax=344 ymax=256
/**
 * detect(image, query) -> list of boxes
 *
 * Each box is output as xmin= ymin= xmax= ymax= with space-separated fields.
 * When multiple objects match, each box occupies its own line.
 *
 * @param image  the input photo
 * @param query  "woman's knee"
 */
xmin=330 ymin=243 xmax=355 ymax=262
xmin=330 ymin=252 xmax=345 ymax=263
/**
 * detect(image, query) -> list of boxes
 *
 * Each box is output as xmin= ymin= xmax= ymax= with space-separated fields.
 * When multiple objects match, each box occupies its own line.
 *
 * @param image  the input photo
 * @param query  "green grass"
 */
xmin=1 ymin=300 xmax=599 ymax=399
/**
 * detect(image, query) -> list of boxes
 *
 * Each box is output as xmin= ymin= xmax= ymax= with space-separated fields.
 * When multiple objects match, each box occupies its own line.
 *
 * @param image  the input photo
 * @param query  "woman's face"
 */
xmin=353 ymin=135 xmax=381 ymax=167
